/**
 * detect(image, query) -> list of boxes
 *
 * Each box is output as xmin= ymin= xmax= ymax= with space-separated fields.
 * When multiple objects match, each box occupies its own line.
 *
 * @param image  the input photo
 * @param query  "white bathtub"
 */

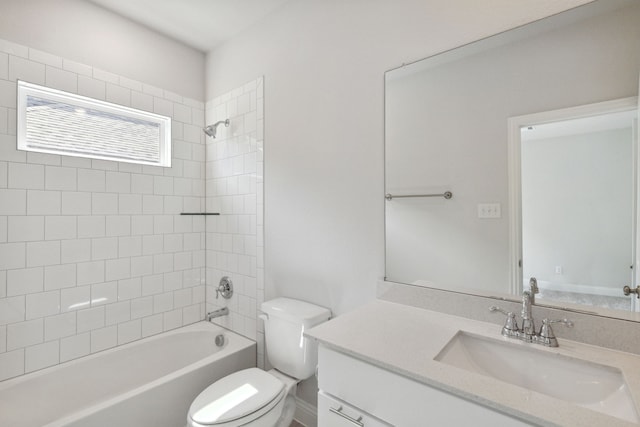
xmin=0 ymin=322 xmax=256 ymax=427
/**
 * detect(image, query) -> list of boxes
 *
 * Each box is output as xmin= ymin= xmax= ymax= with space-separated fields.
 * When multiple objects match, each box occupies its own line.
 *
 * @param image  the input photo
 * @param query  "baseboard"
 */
xmin=294 ymin=396 xmax=317 ymax=427
xmin=537 ymin=279 xmax=621 ymax=297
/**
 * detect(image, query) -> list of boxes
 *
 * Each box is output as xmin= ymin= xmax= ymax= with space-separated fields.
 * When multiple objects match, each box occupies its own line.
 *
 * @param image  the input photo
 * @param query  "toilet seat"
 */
xmin=188 ymin=368 xmax=286 ymax=427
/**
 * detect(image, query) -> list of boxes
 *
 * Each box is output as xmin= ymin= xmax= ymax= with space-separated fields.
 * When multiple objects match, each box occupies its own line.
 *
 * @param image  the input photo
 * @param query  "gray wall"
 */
xmin=0 ymin=0 xmax=205 ymax=101
xmin=203 ymin=0 xmax=595 ymax=405
xmin=522 ymin=128 xmax=633 ymax=293
xmin=205 ymin=0 xmax=594 ymax=316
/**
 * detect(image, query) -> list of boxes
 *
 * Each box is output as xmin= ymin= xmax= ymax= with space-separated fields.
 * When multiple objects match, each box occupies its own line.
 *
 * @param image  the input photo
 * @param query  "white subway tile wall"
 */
xmin=0 ymin=39 xmax=207 ymax=380
xmin=205 ymin=77 xmax=265 ymax=368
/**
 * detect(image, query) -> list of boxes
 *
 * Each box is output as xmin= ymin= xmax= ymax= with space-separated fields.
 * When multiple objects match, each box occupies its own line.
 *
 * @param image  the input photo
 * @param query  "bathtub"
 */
xmin=0 ymin=322 xmax=256 ymax=427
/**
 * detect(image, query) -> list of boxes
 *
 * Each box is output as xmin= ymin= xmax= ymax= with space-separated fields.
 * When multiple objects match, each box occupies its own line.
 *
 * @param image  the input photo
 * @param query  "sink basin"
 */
xmin=435 ymin=331 xmax=639 ymax=423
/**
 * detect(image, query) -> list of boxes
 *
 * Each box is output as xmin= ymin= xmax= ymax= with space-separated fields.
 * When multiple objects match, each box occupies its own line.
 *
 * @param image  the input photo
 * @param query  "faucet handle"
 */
xmin=529 ymin=277 xmax=539 ymax=294
xmin=489 ymin=305 xmax=509 ymax=316
xmin=542 ymin=319 xmax=573 ymax=328
xmin=216 ymin=276 xmax=233 ymax=300
xmin=489 ymin=306 xmax=519 ymax=334
xmin=538 ymin=318 xmax=573 ymax=347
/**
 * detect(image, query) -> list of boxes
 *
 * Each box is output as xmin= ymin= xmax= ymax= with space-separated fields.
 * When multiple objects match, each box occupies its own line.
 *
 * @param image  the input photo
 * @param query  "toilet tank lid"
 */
xmin=261 ymin=297 xmax=331 ymax=325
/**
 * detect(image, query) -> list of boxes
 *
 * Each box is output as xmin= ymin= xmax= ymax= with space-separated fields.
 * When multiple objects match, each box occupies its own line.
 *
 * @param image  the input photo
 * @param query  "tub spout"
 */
xmin=206 ymin=307 xmax=229 ymax=321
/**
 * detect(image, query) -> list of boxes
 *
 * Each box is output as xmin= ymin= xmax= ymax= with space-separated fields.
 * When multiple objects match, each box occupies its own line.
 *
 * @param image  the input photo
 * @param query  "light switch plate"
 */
xmin=477 ymin=203 xmax=501 ymax=219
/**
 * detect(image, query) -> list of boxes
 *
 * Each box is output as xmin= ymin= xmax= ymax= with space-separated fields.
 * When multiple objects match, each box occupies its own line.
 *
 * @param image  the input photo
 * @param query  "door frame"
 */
xmin=507 ymin=96 xmax=639 ymax=296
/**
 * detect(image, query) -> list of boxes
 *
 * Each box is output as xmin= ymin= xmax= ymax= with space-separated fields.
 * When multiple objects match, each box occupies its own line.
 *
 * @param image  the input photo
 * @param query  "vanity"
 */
xmin=306 ymin=299 xmax=640 ymax=426
xmin=316 ymin=345 xmax=531 ymax=427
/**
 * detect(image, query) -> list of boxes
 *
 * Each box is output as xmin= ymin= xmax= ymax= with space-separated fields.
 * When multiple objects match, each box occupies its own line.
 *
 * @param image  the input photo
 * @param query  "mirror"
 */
xmin=384 ymin=0 xmax=640 ymax=315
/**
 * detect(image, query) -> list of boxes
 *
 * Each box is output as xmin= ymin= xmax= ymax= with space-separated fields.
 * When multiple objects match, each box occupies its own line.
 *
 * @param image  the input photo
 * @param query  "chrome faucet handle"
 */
xmin=489 ymin=306 xmax=519 ymax=336
xmin=541 ymin=318 xmax=573 ymax=330
xmin=538 ymin=318 xmax=573 ymax=347
xmin=216 ymin=276 xmax=233 ymax=299
xmin=489 ymin=305 xmax=509 ymax=315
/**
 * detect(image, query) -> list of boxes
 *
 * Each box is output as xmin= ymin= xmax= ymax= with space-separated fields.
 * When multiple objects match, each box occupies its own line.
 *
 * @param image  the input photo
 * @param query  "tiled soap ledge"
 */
xmin=179 ymin=212 xmax=220 ymax=215
xmin=378 ymin=280 xmax=640 ymax=355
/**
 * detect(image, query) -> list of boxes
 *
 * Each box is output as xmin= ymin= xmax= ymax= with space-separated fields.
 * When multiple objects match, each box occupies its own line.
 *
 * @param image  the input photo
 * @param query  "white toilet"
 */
xmin=187 ymin=298 xmax=331 ymax=427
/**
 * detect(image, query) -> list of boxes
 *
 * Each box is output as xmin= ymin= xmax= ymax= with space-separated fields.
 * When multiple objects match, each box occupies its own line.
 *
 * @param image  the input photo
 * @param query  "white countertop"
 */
xmin=305 ymin=300 xmax=640 ymax=427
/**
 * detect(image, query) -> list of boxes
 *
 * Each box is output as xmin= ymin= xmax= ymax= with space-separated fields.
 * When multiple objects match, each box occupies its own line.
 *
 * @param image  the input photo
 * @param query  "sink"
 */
xmin=435 ymin=331 xmax=639 ymax=423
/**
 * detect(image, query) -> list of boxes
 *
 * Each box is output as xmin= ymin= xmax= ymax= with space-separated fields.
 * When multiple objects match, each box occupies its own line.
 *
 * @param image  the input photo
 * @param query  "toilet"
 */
xmin=187 ymin=297 xmax=331 ymax=427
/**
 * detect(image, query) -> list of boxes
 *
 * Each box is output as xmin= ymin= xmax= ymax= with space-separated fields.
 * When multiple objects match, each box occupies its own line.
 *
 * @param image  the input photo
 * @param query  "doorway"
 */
xmin=508 ymin=97 xmax=639 ymax=311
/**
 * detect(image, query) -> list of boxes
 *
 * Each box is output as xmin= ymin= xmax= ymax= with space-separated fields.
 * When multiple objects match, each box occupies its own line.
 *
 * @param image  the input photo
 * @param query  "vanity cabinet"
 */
xmin=317 ymin=346 xmax=536 ymax=427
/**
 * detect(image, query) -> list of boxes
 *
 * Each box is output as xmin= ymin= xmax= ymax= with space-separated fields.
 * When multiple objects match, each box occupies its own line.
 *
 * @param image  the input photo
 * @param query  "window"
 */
xmin=17 ymin=80 xmax=171 ymax=167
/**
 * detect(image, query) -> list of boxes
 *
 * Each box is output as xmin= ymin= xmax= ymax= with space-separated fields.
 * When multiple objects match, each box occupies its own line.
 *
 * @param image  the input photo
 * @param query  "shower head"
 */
xmin=203 ymin=126 xmax=215 ymax=137
xmin=203 ymin=119 xmax=230 ymax=138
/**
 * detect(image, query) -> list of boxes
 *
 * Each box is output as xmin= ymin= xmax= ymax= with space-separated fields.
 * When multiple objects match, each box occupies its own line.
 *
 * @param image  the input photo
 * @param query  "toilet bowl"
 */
xmin=188 ymin=368 xmax=297 ymax=427
xmin=187 ymin=298 xmax=331 ymax=427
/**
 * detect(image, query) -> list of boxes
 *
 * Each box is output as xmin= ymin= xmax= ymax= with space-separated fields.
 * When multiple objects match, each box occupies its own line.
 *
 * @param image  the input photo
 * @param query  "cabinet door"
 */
xmin=318 ymin=391 xmax=392 ymax=427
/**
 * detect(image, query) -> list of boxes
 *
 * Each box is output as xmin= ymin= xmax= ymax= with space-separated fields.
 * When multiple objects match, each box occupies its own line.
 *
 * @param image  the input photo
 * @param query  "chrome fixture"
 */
xmin=214 ymin=334 xmax=225 ymax=347
xmin=206 ymin=307 xmax=229 ymax=321
xmin=216 ymin=276 xmax=233 ymax=299
xmin=385 ymin=191 xmax=452 ymax=201
xmin=528 ymin=276 xmax=538 ymax=304
xmin=539 ymin=318 xmax=573 ymax=347
xmin=520 ymin=277 xmax=538 ymax=339
xmin=623 ymin=285 xmax=640 ymax=298
xmin=203 ymin=119 xmax=230 ymax=138
xmin=329 ymin=406 xmax=364 ymax=427
xmin=490 ymin=277 xmax=573 ymax=347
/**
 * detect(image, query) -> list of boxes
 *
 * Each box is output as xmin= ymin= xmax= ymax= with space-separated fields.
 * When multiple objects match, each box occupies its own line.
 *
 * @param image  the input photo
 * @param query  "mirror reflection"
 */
xmin=384 ymin=0 xmax=640 ymax=314
xmin=518 ymin=103 xmax=637 ymax=311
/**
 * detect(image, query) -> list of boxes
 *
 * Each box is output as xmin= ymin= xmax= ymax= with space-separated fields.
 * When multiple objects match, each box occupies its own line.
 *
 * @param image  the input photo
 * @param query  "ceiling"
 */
xmin=87 ymin=0 xmax=291 ymax=53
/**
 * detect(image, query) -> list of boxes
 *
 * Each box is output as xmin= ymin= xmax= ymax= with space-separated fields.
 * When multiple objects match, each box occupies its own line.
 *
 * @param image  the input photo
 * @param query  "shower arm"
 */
xmin=203 ymin=119 xmax=230 ymax=138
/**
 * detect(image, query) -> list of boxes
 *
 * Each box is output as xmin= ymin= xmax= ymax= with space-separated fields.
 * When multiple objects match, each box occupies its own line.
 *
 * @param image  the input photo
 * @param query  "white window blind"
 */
xmin=17 ymin=81 xmax=171 ymax=167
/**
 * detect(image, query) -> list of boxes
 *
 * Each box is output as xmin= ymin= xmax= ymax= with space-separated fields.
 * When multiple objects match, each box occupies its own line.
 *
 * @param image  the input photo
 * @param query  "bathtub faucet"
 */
xmin=206 ymin=307 xmax=229 ymax=321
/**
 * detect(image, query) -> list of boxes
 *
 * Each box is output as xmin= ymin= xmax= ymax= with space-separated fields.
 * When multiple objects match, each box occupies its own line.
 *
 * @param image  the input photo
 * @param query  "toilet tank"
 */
xmin=261 ymin=298 xmax=331 ymax=380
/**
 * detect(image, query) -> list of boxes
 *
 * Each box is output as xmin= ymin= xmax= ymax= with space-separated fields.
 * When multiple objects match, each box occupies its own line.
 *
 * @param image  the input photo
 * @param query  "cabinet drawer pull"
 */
xmin=330 ymin=406 xmax=364 ymax=426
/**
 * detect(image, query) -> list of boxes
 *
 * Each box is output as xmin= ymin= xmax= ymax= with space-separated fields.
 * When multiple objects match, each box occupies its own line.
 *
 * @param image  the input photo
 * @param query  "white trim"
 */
xmin=632 ymin=105 xmax=639 ymax=311
xmin=634 ymin=85 xmax=640 ymax=311
xmin=507 ymin=113 xmax=523 ymax=296
xmin=17 ymin=80 xmax=172 ymax=167
xmin=294 ymin=396 xmax=317 ymax=427
xmin=508 ymin=97 xmax=638 ymax=296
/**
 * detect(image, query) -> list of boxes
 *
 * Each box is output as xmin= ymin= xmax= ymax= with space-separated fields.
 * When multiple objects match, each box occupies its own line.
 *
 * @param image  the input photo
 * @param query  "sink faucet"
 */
xmin=520 ymin=277 xmax=538 ymax=340
xmin=528 ymin=276 xmax=538 ymax=304
xmin=490 ymin=277 xmax=572 ymax=347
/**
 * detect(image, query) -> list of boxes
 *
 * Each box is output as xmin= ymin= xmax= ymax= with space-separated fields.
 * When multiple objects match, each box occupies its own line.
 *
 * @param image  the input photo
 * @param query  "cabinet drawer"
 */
xmin=318 ymin=391 xmax=392 ymax=427
xmin=318 ymin=346 xmax=535 ymax=426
